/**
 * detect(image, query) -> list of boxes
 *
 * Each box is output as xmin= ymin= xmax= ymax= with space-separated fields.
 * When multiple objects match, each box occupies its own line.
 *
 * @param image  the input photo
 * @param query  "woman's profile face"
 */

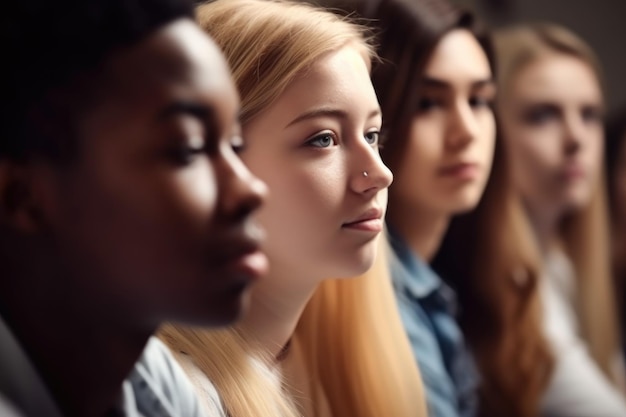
xmin=390 ymin=29 xmax=497 ymax=217
xmin=499 ymin=53 xmax=604 ymax=218
xmin=241 ymin=45 xmax=393 ymax=282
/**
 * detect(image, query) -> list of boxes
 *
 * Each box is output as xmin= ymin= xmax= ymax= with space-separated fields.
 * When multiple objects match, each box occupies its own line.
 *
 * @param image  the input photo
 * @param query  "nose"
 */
xmin=445 ymin=100 xmax=478 ymax=150
xmin=349 ymin=138 xmax=393 ymax=196
xmin=563 ymin=112 xmax=584 ymax=156
xmin=218 ymin=147 xmax=268 ymax=221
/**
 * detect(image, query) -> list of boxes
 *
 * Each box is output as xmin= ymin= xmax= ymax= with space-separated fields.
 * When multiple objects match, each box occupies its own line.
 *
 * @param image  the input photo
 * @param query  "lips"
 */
xmin=214 ymin=225 xmax=268 ymax=281
xmin=342 ymin=207 xmax=384 ymax=232
xmin=559 ymin=163 xmax=586 ymax=180
xmin=438 ymin=162 xmax=480 ymax=180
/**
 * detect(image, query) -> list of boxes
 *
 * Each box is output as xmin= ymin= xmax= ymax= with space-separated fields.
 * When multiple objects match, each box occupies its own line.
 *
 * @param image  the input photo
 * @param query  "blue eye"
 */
xmin=365 ymin=131 xmax=380 ymax=146
xmin=306 ymin=132 xmax=336 ymax=148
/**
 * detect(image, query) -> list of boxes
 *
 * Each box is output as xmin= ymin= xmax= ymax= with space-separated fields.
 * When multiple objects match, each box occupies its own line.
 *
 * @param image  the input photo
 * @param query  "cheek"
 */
xmin=477 ymin=113 xmax=497 ymax=168
xmin=405 ymin=120 xmax=442 ymax=175
xmin=248 ymin=155 xmax=346 ymax=235
xmin=390 ymin=139 xmax=436 ymax=207
xmin=585 ymin=130 xmax=604 ymax=175
xmin=63 ymin=163 xmax=219 ymax=279
xmin=508 ymin=128 xmax=560 ymax=177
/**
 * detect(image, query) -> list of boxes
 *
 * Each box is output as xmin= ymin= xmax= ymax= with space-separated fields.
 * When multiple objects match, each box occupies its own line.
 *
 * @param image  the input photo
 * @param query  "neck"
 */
xmin=523 ymin=200 xmax=562 ymax=254
xmin=237 ymin=265 xmax=319 ymax=360
xmin=387 ymin=202 xmax=450 ymax=262
xmin=0 ymin=269 xmax=152 ymax=417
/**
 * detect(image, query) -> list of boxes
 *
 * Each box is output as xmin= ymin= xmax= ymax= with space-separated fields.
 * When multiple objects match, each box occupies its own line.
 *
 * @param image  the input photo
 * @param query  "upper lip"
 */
xmin=342 ymin=207 xmax=383 ymax=226
xmin=562 ymin=161 xmax=585 ymax=172
xmin=211 ymin=225 xmax=265 ymax=261
xmin=439 ymin=161 xmax=478 ymax=174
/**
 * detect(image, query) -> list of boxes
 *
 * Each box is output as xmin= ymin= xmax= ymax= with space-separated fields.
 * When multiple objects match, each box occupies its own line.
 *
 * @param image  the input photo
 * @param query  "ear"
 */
xmin=0 ymin=161 xmax=46 ymax=233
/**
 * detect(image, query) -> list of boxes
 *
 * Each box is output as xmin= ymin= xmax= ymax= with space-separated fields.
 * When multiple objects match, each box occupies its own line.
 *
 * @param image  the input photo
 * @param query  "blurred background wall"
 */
xmin=453 ymin=0 xmax=626 ymax=113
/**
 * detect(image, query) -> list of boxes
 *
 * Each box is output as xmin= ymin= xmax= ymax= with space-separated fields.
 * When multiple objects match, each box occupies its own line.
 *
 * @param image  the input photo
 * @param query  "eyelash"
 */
xmin=304 ymin=130 xmax=381 ymax=148
xmin=469 ymin=96 xmax=494 ymax=108
xmin=305 ymin=132 xmax=337 ymax=148
xmin=168 ymin=145 xmax=204 ymax=166
xmin=417 ymin=95 xmax=494 ymax=112
xmin=230 ymin=135 xmax=246 ymax=154
xmin=168 ymin=134 xmax=245 ymax=166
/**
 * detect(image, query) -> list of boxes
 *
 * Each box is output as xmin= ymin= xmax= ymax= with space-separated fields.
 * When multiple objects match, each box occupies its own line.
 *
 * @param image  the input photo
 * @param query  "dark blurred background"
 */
xmin=455 ymin=0 xmax=626 ymax=112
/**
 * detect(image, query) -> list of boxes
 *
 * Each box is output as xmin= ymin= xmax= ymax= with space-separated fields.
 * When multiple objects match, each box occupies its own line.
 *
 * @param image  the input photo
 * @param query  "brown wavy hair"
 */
xmin=350 ymin=0 xmax=554 ymax=416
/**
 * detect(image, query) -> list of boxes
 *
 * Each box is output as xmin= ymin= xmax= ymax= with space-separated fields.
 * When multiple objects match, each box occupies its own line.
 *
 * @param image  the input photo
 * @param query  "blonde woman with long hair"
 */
xmin=159 ymin=1 xmax=427 ymax=416
xmin=495 ymin=23 xmax=626 ymax=416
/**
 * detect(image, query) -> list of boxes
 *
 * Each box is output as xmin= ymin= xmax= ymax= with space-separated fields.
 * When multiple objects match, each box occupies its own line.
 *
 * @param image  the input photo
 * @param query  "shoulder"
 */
xmin=128 ymin=337 xmax=207 ymax=417
xmin=176 ymin=353 xmax=227 ymax=417
xmin=0 ymin=393 xmax=25 ymax=417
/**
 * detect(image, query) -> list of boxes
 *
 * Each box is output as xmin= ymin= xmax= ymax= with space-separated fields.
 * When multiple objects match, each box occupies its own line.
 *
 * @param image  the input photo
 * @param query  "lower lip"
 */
xmin=440 ymin=164 xmax=479 ymax=180
xmin=227 ymin=250 xmax=269 ymax=281
xmin=342 ymin=218 xmax=383 ymax=232
xmin=560 ymin=166 xmax=586 ymax=180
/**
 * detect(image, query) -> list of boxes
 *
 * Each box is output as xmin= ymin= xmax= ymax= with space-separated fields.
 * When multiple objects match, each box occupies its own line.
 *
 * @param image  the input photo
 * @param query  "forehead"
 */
xmin=261 ymin=45 xmax=378 ymax=123
xmin=511 ymin=54 xmax=602 ymax=104
xmin=93 ymin=19 xmax=237 ymax=122
xmin=424 ymin=29 xmax=491 ymax=82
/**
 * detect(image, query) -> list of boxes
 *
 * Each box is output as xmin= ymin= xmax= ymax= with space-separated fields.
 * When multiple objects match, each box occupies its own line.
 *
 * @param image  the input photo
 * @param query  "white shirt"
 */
xmin=540 ymin=250 xmax=626 ymax=417
xmin=0 ymin=313 xmax=204 ymax=417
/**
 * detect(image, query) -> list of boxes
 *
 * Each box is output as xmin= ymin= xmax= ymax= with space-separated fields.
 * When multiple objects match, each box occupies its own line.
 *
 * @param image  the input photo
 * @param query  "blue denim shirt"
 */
xmin=388 ymin=228 xmax=479 ymax=417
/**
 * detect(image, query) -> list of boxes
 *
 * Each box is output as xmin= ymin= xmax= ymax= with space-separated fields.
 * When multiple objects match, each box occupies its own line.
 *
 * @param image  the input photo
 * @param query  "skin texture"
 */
xmin=387 ymin=29 xmax=496 ymax=260
xmin=499 ymin=53 xmax=604 ymax=228
xmin=238 ymin=45 xmax=393 ymax=363
xmin=0 ymin=19 xmax=267 ymax=416
xmin=242 ymin=45 xmax=392 ymax=286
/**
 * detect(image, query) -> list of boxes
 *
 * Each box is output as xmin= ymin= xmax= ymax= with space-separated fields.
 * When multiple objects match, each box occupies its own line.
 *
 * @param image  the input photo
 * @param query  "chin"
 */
xmin=445 ymin=192 xmax=484 ymax=215
xmin=331 ymin=243 xmax=378 ymax=279
xmin=180 ymin=287 xmax=251 ymax=328
xmin=561 ymin=187 xmax=594 ymax=212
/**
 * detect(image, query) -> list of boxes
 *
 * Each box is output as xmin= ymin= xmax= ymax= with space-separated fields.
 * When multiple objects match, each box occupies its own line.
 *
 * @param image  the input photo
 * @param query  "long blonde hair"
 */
xmin=161 ymin=1 xmax=426 ymax=416
xmin=494 ymin=22 xmax=622 ymax=384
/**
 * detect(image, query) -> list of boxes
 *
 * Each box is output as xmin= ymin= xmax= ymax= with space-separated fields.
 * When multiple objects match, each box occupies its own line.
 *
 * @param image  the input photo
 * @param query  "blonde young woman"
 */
xmin=495 ymin=23 xmax=626 ymax=416
xmin=159 ymin=1 xmax=427 ymax=416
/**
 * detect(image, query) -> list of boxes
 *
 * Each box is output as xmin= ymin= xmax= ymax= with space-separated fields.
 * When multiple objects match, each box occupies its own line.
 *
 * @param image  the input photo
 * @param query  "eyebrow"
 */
xmin=285 ymin=107 xmax=382 ymax=128
xmin=421 ymin=77 xmax=495 ymax=90
xmin=158 ymin=100 xmax=216 ymax=123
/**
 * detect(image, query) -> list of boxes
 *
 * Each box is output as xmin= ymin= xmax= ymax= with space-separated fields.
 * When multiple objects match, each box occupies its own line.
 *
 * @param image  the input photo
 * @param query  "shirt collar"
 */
xmin=387 ymin=225 xmax=443 ymax=299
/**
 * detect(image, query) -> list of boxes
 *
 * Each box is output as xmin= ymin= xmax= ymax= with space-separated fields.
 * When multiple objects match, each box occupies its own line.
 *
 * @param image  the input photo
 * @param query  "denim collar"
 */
xmin=387 ymin=225 xmax=457 ymax=313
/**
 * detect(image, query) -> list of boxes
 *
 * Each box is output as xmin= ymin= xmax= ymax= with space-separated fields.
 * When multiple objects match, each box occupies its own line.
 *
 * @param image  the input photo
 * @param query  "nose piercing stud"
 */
xmin=363 ymin=171 xmax=368 ymax=177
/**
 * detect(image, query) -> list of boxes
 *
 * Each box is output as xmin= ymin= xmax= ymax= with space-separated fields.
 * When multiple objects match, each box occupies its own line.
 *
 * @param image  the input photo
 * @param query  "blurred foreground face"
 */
xmin=499 ymin=53 xmax=603 ymax=217
xmin=41 ymin=19 xmax=268 ymax=327
xmin=241 ymin=45 xmax=393 ymax=281
xmin=390 ymin=29 xmax=496 ymax=216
